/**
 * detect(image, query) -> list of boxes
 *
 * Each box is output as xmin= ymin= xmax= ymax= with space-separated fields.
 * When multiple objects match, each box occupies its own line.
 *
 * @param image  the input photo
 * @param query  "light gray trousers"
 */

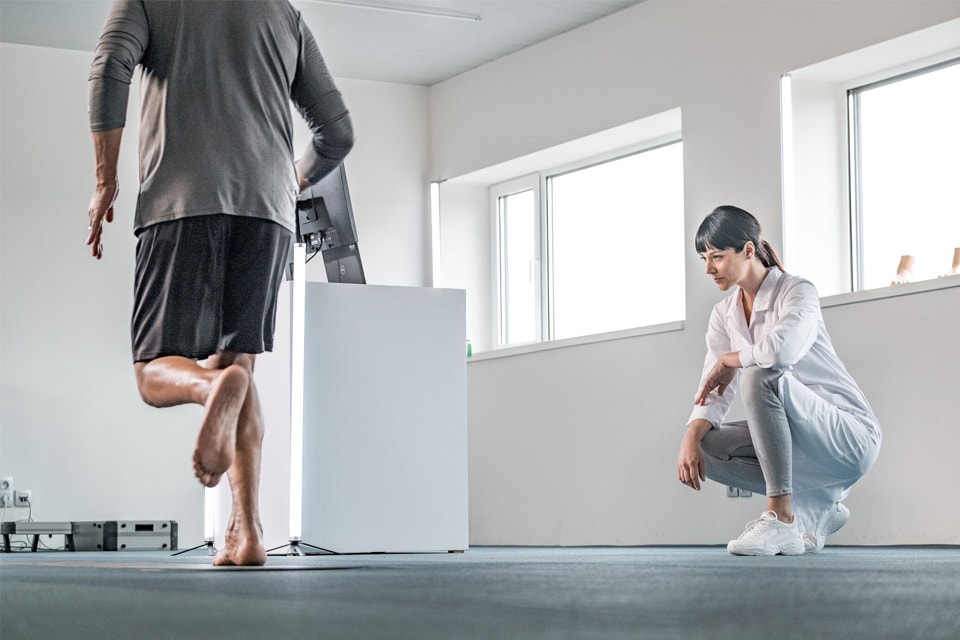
xmin=700 ymin=367 xmax=881 ymax=530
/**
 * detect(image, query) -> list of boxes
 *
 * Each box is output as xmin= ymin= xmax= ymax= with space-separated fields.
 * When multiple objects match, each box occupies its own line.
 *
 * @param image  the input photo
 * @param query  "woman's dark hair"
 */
xmin=695 ymin=205 xmax=784 ymax=271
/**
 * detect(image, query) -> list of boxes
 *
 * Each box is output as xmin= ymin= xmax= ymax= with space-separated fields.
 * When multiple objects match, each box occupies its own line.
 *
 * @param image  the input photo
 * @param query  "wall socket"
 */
xmin=0 ymin=476 xmax=13 ymax=508
xmin=726 ymin=486 xmax=753 ymax=498
xmin=15 ymin=490 xmax=32 ymax=506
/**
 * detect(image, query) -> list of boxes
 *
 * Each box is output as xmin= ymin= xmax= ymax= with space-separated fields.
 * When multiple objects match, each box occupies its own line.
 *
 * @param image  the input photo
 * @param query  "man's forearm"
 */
xmin=92 ymin=128 xmax=124 ymax=185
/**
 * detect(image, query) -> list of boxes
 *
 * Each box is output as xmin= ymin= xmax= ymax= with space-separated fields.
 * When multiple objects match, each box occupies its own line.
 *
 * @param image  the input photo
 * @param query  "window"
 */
xmin=848 ymin=58 xmax=960 ymax=290
xmin=781 ymin=19 xmax=960 ymax=298
xmin=493 ymin=141 xmax=684 ymax=347
xmin=494 ymin=178 xmax=541 ymax=344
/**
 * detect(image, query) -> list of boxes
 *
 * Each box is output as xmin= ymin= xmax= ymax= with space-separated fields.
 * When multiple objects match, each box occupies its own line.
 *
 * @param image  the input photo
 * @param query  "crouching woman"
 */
xmin=678 ymin=205 xmax=881 ymax=555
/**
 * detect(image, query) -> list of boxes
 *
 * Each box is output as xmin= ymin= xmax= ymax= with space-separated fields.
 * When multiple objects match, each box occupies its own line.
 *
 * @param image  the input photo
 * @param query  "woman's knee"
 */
xmin=739 ymin=366 xmax=782 ymax=403
xmin=703 ymin=450 xmax=766 ymax=494
xmin=699 ymin=429 xmax=726 ymax=459
xmin=700 ymin=424 xmax=755 ymax=460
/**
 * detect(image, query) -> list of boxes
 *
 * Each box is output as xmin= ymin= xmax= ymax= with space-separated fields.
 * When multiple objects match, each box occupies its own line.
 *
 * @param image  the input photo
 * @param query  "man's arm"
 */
xmin=87 ymin=1 xmax=147 ymax=259
xmin=86 ymin=128 xmax=123 ymax=260
xmin=291 ymin=18 xmax=354 ymax=188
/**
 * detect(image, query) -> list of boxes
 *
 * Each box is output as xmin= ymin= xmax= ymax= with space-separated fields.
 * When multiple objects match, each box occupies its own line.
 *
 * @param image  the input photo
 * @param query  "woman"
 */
xmin=678 ymin=205 xmax=881 ymax=555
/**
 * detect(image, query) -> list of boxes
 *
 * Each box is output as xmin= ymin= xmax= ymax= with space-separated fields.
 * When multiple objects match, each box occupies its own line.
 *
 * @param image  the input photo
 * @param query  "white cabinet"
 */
xmin=296 ymin=283 xmax=468 ymax=553
xmin=216 ymin=282 xmax=467 ymax=554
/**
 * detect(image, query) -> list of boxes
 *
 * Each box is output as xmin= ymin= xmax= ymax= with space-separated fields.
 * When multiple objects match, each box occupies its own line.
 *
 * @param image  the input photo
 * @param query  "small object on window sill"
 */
xmin=891 ymin=254 xmax=915 ymax=285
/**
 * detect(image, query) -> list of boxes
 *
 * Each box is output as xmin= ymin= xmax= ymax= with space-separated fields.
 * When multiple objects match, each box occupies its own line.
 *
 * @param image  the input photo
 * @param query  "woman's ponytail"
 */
xmin=759 ymin=239 xmax=785 ymax=271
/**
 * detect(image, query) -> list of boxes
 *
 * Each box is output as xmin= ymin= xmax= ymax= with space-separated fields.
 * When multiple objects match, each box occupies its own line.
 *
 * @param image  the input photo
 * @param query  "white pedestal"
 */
xmin=213 ymin=282 xmax=467 ymax=554
xmin=298 ymin=283 xmax=468 ymax=553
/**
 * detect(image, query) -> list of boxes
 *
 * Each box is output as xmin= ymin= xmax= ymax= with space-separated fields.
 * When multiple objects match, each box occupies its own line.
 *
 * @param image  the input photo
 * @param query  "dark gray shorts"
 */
xmin=131 ymin=215 xmax=291 ymax=363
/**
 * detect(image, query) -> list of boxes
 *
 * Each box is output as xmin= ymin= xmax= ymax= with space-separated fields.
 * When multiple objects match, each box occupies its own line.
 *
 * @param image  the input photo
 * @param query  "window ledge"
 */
xmin=465 ymin=277 xmax=960 ymax=362
xmin=468 ymin=320 xmax=685 ymax=362
xmin=821 ymin=274 xmax=960 ymax=309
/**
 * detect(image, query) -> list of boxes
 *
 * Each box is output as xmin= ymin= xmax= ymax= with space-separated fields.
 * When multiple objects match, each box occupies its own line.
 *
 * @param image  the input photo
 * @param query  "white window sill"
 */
xmin=468 ymin=320 xmax=685 ymax=362
xmin=464 ymin=277 xmax=959 ymax=362
xmin=821 ymin=274 xmax=960 ymax=309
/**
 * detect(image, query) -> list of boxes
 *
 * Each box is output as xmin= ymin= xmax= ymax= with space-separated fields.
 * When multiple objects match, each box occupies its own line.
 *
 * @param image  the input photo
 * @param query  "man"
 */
xmin=86 ymin=0 xmax=354 ymax=566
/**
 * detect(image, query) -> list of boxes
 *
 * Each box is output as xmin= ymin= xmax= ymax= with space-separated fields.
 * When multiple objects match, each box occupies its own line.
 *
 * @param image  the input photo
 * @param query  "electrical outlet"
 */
xmin=726 ymin=485 xmax=739 ymax=498
xmin=15 ymin=490 xmax=32 ymax=506
xmin=0 ymin=476 xmax=12 ymax=508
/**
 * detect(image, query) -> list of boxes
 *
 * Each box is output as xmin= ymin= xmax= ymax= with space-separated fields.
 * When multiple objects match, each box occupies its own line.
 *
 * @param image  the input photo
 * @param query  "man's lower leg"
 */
xmin=213 ymin=368 xmax=266 ymax=567
xmin=135 ymin=356 xmax=249 ymax=487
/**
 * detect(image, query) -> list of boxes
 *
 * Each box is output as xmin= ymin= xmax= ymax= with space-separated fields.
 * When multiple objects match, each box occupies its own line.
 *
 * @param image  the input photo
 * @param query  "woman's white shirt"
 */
xmin=688 ymin=267 xmax=879 ymax=431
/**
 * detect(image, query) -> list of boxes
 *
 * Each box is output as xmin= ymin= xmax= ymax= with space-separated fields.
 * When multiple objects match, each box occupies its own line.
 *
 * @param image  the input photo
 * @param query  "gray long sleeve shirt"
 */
xmin=89 ymin=0 xmax=353 ymax=234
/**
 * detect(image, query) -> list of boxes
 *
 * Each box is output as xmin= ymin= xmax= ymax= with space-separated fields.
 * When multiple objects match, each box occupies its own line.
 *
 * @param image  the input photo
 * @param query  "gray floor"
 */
xmin=1 ymin=546 xmax=958 ymax=640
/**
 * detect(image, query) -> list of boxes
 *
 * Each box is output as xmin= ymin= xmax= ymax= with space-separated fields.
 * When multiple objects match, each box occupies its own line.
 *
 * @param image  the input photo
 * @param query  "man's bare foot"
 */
xmin=213 ymin=516 xmax=266 ymax=567
xmin=193 ymin=365 xmax=249 ymax=487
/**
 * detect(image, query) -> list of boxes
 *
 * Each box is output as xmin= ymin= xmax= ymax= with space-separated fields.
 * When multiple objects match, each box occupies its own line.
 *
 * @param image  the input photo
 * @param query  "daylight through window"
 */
xmin=849 ymin=58 xmax=960 ymax=289
xmin=494 ymin=141 xmax=685 ymax=347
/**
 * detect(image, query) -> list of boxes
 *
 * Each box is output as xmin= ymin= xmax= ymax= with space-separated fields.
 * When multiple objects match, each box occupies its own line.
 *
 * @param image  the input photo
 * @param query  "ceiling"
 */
xmin=0 ymin=0 xmax=646 ymax=86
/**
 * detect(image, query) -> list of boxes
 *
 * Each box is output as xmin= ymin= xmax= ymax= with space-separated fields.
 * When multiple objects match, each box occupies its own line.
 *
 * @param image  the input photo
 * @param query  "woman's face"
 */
xmin=700 ymin=243 xmax=753 ymax=291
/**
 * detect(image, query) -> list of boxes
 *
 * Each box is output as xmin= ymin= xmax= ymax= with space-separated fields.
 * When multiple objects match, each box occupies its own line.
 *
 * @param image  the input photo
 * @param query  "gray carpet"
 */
xmin=1 ymin=546 xmax=958 ymax=639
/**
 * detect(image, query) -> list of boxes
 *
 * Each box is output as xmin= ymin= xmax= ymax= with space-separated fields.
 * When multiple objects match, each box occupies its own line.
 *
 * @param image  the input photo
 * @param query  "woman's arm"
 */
xmin=682 ymin=304 xmax=736 ymax=490
xmin=740 ymin=279 xmax=820 ymax=370
xmin=678 ymin=419 xmax=715 ymax=491
xmin=688 ymin=304 xmax=738 ymax=425
xmin=694 ymin=351 xmax=741 ymax=406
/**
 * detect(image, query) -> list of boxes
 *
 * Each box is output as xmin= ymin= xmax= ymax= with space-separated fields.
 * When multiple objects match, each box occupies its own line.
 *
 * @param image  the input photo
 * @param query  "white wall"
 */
xmin=821 ymin=287 xmax=960 ymax=545
xmin=0 ymin=44 xmax=194 ymax=535
xmin=430 ymin=0 xmax=960 ymax=545
xmin=0 ymin=42 xmax=430 ymax=545
xmin=436 ymin=182 xmax=491 ymax=352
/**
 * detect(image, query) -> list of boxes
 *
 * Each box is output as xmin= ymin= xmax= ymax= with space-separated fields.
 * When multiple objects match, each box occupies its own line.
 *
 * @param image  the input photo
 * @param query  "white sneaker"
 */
xmin=803 ymin=503 xmax=849 ymax=553
xmin=727 ymin=510 xmax=805 ymax=556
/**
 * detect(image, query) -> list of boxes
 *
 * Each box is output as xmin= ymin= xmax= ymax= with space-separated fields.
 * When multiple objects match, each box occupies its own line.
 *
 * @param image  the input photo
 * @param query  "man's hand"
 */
xmin=86 ymin=180 xmax=118 ymax=260
xmin=694 ymin=352 xmax=741 ymax=406
xmin=87 ymin=127 xmax=124 ymax=260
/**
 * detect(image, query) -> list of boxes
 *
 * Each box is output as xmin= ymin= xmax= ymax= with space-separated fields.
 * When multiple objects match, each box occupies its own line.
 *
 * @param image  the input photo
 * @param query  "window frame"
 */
xmin=491 ymin=135 xmax=684 ymax=349
xmin=490 ymin=174 xmax=543 ymax=347
xmin=846 ymin=55 xmax=960 ymax=292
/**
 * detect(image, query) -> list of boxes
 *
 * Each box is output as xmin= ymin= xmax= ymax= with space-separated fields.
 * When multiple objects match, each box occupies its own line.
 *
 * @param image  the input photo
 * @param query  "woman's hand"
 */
xmin=677 ymin=437 xmax=705 ymax=491
xmin=677 ymin=419 xmax=713 ymax=491
xmin=694 ymin=351 xmax=741 ymax=405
